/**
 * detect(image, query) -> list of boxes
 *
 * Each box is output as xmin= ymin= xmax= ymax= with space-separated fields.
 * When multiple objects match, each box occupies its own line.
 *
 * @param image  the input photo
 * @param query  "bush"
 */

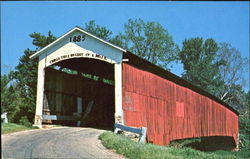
xmin=239 ymin=114 xmax=250 ymax=151
xmin=19 ymin=116 xmax=32 ymax=127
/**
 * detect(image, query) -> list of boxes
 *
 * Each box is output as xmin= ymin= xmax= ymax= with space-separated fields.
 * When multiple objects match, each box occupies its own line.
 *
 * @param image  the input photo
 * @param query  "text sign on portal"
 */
xmin=43 ymin=31 xmax=123 ymax=67
xmin=69 ymin=34 xmax=86 ymax=43
xmin=49 ymin=52 xmax=115 ymax=65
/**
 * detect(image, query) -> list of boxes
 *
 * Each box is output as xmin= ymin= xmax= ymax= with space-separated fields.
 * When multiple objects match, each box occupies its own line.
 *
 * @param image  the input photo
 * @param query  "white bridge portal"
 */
xmin=30 ymin=27 xmax=126 ymax=128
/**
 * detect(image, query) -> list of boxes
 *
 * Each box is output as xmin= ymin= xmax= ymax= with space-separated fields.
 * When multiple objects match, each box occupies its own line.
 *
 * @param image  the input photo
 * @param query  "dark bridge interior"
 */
xmin=170 ymin=136 xmax=236 ymax=151
xmin=43 ymin=58 xmax=115 ymax=130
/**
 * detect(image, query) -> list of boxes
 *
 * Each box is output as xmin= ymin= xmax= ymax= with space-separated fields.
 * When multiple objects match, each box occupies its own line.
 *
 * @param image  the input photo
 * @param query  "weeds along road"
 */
xmin=1 ymin=127 xmax=125 ymax=159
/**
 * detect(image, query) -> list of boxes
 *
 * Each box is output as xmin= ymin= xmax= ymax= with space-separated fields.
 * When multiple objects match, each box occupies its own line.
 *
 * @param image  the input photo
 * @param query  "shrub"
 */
xmin=19 ymin=116 xmax=32 ymax=127
xmin=239 ymin=114 xmax=250 ymax=152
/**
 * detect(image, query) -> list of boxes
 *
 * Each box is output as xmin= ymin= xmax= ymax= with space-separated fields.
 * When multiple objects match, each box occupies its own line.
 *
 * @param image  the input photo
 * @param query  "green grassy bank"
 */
xmin=1 ymin=123 xmax=38 ymax=134
xmin=99 ymin=131 xmax=249 ymax=159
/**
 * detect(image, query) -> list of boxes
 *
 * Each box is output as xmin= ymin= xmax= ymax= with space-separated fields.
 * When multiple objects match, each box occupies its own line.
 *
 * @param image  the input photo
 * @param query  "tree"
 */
xmin=1 ymin=74 xmax=12 ymax=113
xmin=1 ymin=64 xmax=12 ymax=75
xmin=85 ymin=20 xmax=113 ymax=41
xmin=216 ymin=43 xmax=249 ymax=102
xmin=84 ymin=19 xmax=179 ymax=70
xmin=84 ymin=20 xmax=128 ymax=49
xmin=109 ymin=33 xmax=128 ymax=50
xmin=9 ymin=49 xmax=38 ymax=122
xmin=245 ymin=91 xmax=250 ymax=113
xmin=179 ymin=39 xmax=249 ymax=113
xmin=179 ymin=37 xmax=225 ymax=95
xmin=10 ymin=32 xmax=56 ymax=123
xmin=220 ymin=84 xmax=248 ymax=112
xmin=1 ymin=74 xmax=22 ymax=122
xmin=238 ymin=91 xmax=250 ymax=151
xmin=30 ymin=31 xmax=56 ymax=49
xmin=123 ymin=18 xmax=179 ymax=70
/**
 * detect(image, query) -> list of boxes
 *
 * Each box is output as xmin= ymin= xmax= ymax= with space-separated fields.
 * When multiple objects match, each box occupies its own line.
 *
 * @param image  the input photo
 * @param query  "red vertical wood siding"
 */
xmin=122 ymin=63 xmax=238 ymax=146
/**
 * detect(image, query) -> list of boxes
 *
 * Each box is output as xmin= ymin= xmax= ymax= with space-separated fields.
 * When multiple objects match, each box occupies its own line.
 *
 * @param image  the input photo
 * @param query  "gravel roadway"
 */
xmin=1 ymin=127 xmax=125 ymax=159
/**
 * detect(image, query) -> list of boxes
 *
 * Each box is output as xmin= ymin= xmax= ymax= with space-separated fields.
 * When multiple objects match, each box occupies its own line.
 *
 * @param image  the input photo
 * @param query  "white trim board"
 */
xmin=30 ymin=26 xmax=126 ymax=59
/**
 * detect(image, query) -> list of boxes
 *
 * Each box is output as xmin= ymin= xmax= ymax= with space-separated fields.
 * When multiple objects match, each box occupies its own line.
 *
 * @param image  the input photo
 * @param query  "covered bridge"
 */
xmin=30 ymin=26 xmax=239 ymax=149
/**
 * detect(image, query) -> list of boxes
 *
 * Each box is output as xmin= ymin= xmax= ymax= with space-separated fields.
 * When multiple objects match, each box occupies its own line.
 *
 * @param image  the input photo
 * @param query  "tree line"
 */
xmin=1 ymin=19 xmax=249 ymax=149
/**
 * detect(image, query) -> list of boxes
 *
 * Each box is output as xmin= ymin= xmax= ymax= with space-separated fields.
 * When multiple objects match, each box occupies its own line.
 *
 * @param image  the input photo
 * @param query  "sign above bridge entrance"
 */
xmin=46 ymin=42 xmax=116 ymax=66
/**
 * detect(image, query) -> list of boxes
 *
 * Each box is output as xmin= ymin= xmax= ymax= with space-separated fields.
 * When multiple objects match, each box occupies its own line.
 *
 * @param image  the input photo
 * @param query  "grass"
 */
xmin=1 ymin=123 xmax=38 ymax=134
xmin=99 ymin=131 xmax=249 ymax=159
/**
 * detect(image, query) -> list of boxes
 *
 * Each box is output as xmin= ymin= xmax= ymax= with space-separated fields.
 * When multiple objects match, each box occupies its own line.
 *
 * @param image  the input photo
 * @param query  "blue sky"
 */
xmin=1 ymin=1 xmax=249 ymax=90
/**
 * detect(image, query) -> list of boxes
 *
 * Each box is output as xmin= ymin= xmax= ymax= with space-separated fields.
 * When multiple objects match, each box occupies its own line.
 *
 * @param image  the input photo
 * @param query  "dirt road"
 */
xmin=1 ymin=127 xmax=124 ymax=159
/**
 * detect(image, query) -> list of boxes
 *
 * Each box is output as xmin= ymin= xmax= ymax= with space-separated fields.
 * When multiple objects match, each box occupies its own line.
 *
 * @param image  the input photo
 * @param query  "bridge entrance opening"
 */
xmin=43 ymin=58 xmax=115 ymax=130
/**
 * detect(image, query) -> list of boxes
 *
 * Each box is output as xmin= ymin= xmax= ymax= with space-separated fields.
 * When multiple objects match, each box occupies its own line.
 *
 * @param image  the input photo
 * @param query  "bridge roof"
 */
xmin=124 ymin=51 xmax=239 ymax=115
xmin=29 ymin=26 xmax=126 ymax=59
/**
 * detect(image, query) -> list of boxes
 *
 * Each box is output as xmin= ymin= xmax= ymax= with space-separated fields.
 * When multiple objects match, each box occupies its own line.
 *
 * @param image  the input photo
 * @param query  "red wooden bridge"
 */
xmin=30 ymin=27 xmax=238 ymax=150
xmin=122 ymin=52 xmax=238 ymax=148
